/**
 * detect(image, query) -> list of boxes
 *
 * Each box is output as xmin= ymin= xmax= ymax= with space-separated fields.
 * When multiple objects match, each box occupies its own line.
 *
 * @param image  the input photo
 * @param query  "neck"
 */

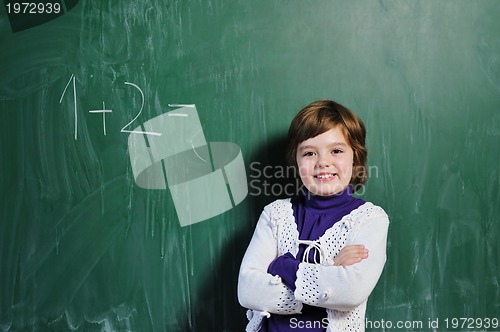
xmin=303 ymin=186 xmax=358 ymax=211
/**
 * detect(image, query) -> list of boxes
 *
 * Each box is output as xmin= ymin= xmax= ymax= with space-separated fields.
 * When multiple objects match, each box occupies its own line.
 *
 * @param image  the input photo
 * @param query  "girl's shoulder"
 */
xmin=258 ymin=199 xmax=295 ymax=236
xmin=338 ymin=201 xmax=389 ymax=234
xmin=263 ymin=198 xmax=294 ymax=222
xmin=351 ymin=201 xmax=389 ymax=220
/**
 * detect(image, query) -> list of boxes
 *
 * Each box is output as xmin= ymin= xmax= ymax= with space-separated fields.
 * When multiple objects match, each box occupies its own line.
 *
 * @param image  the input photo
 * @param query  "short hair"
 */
xmin=286 ymin=99 xmax=368 ymax=191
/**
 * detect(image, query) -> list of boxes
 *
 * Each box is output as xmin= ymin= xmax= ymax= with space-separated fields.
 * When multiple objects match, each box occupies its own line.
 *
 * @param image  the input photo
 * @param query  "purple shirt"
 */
xmin=263 ymin=187 xmax=365 ymax=332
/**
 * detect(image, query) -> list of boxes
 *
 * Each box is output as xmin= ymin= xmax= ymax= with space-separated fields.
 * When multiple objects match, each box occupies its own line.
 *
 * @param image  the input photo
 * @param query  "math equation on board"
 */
xmin=60 ymin=75 xmax=248 ymax=227
xmin=59 ymin=74 xmax=161 ymax=139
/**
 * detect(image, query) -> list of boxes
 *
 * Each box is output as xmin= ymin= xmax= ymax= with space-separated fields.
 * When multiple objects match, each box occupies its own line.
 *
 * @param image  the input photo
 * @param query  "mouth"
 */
xmin=313 ymin=173 xmax=337 ymax=181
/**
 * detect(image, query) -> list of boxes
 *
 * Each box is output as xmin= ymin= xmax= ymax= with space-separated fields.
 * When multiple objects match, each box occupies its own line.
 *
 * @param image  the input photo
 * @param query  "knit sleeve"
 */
xmin=294 ymin=210 xmax=389 ymax=312
xmin=267 ymin=252 xmax=300 ymax=291
xmin=237 ymin=204 xmax=303 ymax=315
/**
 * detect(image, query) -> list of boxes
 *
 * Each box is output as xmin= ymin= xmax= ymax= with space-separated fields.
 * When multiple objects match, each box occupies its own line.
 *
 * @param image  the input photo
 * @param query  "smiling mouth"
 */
xmin=314 ymin=173 xmax=337 ymax=180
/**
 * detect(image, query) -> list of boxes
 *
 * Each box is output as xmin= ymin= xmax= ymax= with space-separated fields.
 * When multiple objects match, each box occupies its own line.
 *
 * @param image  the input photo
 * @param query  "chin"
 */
xmin=306 ymin=183 xmax=348 ymax=197
xmin=315 ymin=190 xmax=340 ymax=197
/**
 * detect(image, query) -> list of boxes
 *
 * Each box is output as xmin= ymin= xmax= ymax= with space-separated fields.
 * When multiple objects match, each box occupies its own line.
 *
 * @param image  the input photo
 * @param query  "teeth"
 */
xmin=315 ymin=174 xmax=335 ymax=179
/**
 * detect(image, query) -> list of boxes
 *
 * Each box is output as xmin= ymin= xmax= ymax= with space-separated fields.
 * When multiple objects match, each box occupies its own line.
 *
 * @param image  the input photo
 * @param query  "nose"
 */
xmin=316 ymin=153 xmax=331 ymax=168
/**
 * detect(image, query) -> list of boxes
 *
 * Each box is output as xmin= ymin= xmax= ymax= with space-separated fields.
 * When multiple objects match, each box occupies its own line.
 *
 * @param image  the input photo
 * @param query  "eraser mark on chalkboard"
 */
xmin=168 ymin=113 xmax=189 ymax=117
xmin=168 ymin=104 xmax=195 ymax=108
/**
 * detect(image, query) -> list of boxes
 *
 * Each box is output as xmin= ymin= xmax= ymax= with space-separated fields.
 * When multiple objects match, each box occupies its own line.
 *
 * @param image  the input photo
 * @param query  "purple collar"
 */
xmin=303 ymin=186 xmax=361 ymax=213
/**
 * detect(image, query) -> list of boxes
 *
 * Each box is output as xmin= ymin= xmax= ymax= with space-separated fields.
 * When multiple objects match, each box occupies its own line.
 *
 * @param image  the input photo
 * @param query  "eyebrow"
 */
xmin=298 ymin=142 xmax=349 ymax=150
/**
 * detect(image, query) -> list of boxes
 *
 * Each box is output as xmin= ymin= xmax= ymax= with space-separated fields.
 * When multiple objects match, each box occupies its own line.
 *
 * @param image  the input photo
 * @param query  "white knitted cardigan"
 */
xmin=238 ymin=198 xmax=389 ymax=332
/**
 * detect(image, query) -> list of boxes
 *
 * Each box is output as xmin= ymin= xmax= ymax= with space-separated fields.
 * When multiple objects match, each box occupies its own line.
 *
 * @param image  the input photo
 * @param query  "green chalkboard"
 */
xmin=1 ymin=1 xmax=499 ymax=331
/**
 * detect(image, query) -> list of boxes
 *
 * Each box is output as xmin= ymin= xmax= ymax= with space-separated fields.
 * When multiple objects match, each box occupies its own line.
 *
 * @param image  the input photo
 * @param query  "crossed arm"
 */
xmin=238 ymin=207 xmax=389 ymax=314
xmin=334 ymin=244 xmax=369 ymax=267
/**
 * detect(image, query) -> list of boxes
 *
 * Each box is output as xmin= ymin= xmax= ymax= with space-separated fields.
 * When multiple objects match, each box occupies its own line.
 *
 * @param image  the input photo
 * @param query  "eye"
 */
xmin=332 ymin=149 xmax=343 ymax=154
xmin=302 ymin=151 xmax=315 ymax=157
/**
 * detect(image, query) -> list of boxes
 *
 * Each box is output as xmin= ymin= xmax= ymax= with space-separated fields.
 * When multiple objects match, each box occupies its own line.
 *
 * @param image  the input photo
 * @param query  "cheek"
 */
xmin=296 ymin=158 xmax=314 ymax=177
xmin=339 ymin=156 xmax=354 ymax=176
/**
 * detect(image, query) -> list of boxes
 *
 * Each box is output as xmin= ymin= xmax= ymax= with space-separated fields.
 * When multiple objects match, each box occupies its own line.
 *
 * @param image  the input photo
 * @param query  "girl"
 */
xmin=238 ymin=100 xmax=389 ymax=332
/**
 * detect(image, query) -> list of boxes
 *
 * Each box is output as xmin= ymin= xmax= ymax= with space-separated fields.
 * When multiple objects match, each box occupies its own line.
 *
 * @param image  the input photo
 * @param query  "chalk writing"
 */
xmin=121 ymin=82 xmax=161 ymax=137
xmin=60 ymin=76 xmax=162 ymax=139
xmin=89 ymin=102 xmax=112 ymax=136
xmin=59 ymin=74 xmax=77 ymax=140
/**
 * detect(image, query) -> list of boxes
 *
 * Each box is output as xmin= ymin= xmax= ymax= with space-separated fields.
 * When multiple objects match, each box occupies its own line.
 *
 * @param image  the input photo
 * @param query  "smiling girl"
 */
xmin=238 ymin=100 xmax=390 ymax=332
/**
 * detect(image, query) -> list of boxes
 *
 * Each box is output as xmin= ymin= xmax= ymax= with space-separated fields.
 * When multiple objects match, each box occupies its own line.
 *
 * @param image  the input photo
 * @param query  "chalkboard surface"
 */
xmin=1 ymin=1 xmax=499 ymax=331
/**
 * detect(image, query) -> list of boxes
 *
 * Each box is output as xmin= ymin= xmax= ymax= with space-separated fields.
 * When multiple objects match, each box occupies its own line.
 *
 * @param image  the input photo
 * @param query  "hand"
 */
xmin=333 ymin=245 xmax=369 ymax=267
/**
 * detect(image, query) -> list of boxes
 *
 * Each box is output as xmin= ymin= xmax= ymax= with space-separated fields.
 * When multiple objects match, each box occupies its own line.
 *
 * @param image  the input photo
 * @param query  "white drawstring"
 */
xmin=297 ymin=239 xmax=324 ymax=264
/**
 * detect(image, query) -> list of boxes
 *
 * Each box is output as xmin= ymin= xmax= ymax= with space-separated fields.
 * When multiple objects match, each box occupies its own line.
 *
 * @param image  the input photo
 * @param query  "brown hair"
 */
xmin=286 ymin=99 xmax=368 ymax=191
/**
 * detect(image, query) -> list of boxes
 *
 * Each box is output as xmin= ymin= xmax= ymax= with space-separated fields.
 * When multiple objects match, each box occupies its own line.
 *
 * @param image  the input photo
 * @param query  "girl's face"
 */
xmin=296 ymin=127 xmax=354 ymax=196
